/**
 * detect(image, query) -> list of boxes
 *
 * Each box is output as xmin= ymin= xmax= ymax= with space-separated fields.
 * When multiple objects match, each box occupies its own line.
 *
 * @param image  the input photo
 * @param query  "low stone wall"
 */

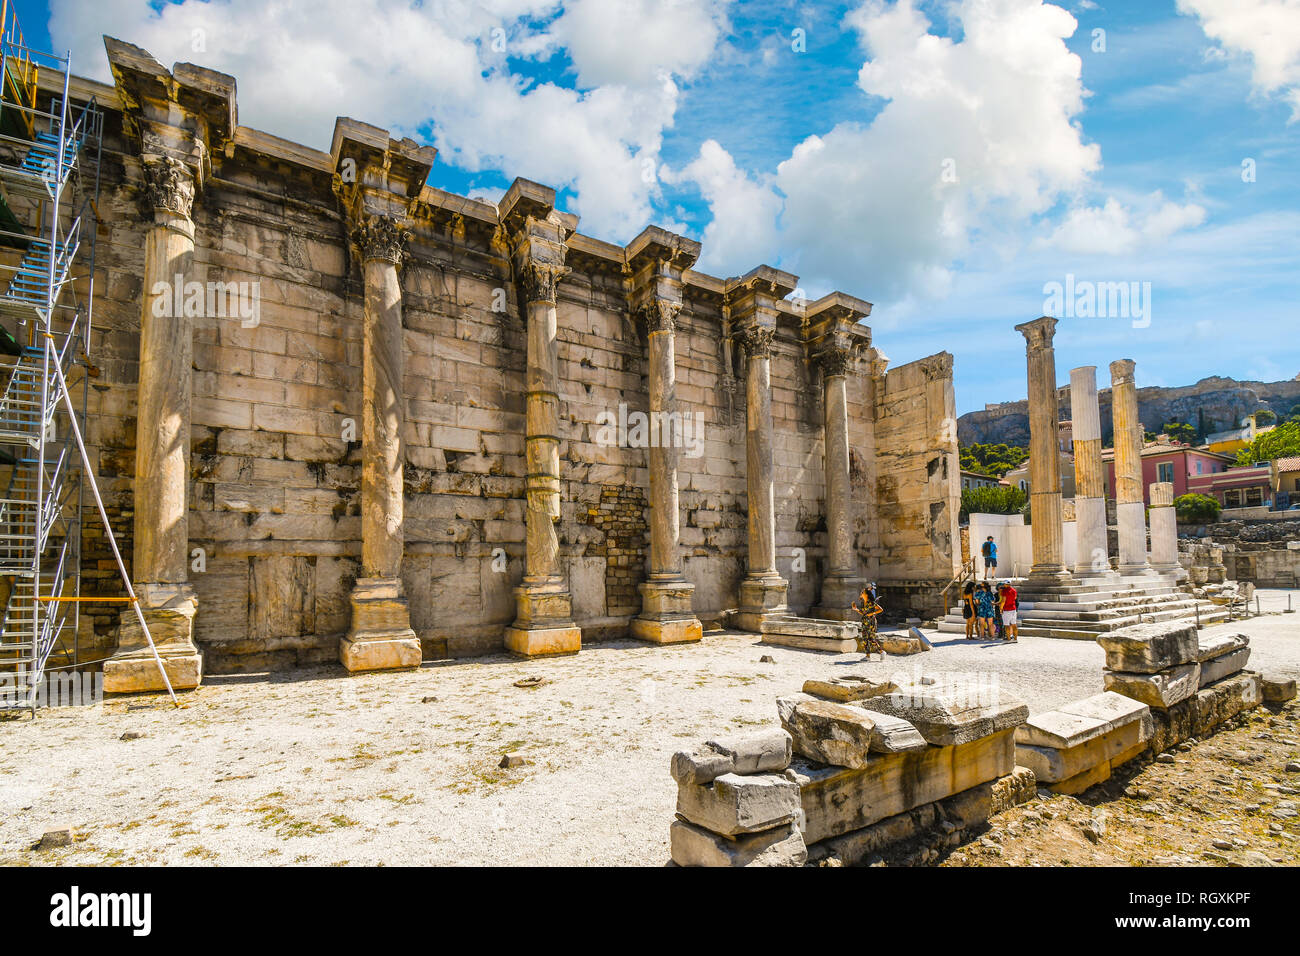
xmin=668 ymin=674 xmax=1035 ymax=866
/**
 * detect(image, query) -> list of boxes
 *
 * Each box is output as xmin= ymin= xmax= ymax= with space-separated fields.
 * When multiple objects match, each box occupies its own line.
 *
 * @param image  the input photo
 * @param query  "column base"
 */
xmin=103 ymin=584 xmax=202 ymax=694
xmin=342 ymin=577 xmax=420 ymax=672
xmin=633 ymin=579 xmax=702 ymax=644
xmin=1027 ymin=567 xmax=1074 ymax=589
xmin=812 ymin=574 xmax=864 ymax=621
xmin=734 ymin=573 xmax=789 ymax=633
xmin=507 ymin=580 xmax=582 ymax=656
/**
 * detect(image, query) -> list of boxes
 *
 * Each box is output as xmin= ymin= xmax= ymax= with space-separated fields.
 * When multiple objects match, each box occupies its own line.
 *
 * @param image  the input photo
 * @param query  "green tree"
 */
xmin=1235 ymin=420 xmax=1300 ymax=465
xmin=1173 ymin=493 xmax=1220 ymax=523
xmin=960 ymin=485 xmax=1027 ymax=522
xmin=1161 ymin=421 xmax=1195 ymax=444
xmin=1254 ymin=409 xmax=1277 ymax=426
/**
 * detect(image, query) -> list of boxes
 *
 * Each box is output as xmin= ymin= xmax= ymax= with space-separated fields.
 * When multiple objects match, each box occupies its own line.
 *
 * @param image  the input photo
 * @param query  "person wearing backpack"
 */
xmin=981 ymin=535 xmax=998 ymax=581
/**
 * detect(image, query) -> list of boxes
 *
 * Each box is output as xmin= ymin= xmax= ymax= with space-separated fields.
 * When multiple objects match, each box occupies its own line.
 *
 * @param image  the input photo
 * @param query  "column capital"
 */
xmin=1015 ymin=315 xmax=1058 ymax=349
xmin=1110 ymin=358 xmax=1136 ymax=386
xmin=141 ymin=155 xmax=196 ymax=219
xmin=814 ymin=345 xmax=856 ymax=378
xmin=352 ymin=213 xmax=410 ymax=265
xmin=639 ymin=298 xmax=681 ymax=334
xmin=626 ymin=226 xmax=698 ymax=335
xmin=868 ymin=347 xmax=890 ymax=379
xmin=520 ymin=258 xmax=569 ymax=304
xmin=1149 ymin=481 xmax=1174 ymax=508
xmin=734 ymin=323 xmax=775 ymax=359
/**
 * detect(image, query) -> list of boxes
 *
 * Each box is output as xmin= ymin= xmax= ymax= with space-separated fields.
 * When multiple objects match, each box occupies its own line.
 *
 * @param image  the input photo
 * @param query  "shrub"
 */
xmin=1173 ymin=492 xmax=1220 ymax=523
xmin=960 ymin=485 xmax=1027 ymax=522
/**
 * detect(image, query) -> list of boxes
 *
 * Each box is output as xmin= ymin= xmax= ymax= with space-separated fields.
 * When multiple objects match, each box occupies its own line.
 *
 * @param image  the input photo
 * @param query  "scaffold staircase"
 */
xmin=0 ymin=2 xmax=173 ymax=712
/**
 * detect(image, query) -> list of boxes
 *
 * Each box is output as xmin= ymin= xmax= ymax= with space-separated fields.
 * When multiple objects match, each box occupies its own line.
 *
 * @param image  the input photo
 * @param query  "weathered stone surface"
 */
xmin=802 ymin=675 xmax=897 ymax=702
xmin=1198 ymin=646 xmax=1251 ymax=687
xmin=103 ymin=652 xmax=203 ymax=694
xmin=1149 ymin=671 xmax=1263 ymax=752
xmin=776 ymin=692 xmax=818 ymax=726
xmin=38 ymin=826 xmax=74 ymax=850
xmin=783 ymin=699 xmax=876 ymax=769
xmin=671 ymin=728 xmax=793 ymax=785
xmin=806 ymin=804 xmax=938 ymax=867
xmin=1016 ymin=717 xmax=1148 ymax=783
xmin=759 ymin=616 xmax=857 ymax=653
xmin=1017 ymin=692 xmax=1151 ymax=749
xmin=1098 ymin=621 xmax=1198 ymax=674
xmin=990 ymin=766 xmax=1038 ymax=814
xmin=859 ymin=682 xmax=1029 ymax=746
xmin=670 ymin=819 xmax=807 ymax=867
xmin=855 ymin=709 xmax=929 ymax=753
xmin=676 ymin=772 xmax=801 ymax=836
xmin=1057 ymin=691 xmax=1154 ymax=739
xmin=503 ymin=624 xmax=581 ymax=657
xmin=1195 ymin=632 xmax=1249 ymax=663
xmin=1262 ymin=677 xmax=1297 ymax=703
xmin=787 ymin=728 xmax=1016 ymax=844
xmin=1104 ymin=663 xmax=1200 ymax=710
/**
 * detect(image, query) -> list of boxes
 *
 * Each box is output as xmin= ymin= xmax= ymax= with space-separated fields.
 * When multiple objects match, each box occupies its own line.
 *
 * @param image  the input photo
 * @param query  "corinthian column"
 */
xmin=502 ymin=195 xmax=582 ymax=656
xmin=1110 ymin=359 xmax=1151 ymax=576
xmin=1148 ymin=481 xmax=1183 ymax=578
xmin=1015 ymin=317 xmax=1070 ymax=586
xmin=340 ymin=215 xmax=421 ymax=672
xmin=626 ymin=228 xmax=702 ymax=644
xmin=734 ymin=322 xmax=789 ymax=629
xmin=103 ymin=156 xmax=203 ymax=694
xmin=1069 ymin=365 xmax=1114 ymax=578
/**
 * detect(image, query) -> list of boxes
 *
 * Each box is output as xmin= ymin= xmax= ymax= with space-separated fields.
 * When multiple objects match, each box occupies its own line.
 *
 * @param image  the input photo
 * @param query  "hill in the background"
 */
xmin=957 ymin=374 xmax=1300 ymax=448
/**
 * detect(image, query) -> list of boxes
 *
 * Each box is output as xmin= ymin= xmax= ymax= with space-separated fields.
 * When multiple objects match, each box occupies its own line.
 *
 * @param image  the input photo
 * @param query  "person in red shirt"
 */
xmin=997 ymin=583 xmax=1018 ymax=642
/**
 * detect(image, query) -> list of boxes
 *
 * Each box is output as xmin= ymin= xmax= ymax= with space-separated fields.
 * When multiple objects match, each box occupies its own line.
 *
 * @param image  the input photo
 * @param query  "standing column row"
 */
xmin=1069 ymin=365 xmax=1114 ymax=578
xmin=1110 ymin=359 xmax=1152 ymax=577
xmin=1016 ymin=316 xmax=1070 ymax=585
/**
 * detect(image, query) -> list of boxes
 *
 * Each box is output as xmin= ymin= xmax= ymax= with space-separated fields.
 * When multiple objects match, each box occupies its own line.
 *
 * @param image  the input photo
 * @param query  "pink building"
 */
xmin=1188 ymin=465 xmax=1273 ymax=509
xmin=1102 ymin=440 xmax=1235 ymax=505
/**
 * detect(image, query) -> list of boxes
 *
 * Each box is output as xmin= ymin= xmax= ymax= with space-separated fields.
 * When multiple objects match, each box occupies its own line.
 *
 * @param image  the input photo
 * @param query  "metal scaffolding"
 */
xmin=0 ymin=2 xmax=172 ymax=711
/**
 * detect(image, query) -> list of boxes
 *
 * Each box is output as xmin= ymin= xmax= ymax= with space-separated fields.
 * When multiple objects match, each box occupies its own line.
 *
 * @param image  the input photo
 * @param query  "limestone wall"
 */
xmin=54 ymin=65 xmax=958 ymax=671
xmin=873 ymin=353 xmax=961 ymax=616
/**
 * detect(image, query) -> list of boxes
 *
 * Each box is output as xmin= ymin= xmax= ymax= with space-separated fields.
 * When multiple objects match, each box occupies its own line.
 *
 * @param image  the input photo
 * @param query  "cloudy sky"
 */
xmin=22 ymin=0 xmax=1300 ymax=413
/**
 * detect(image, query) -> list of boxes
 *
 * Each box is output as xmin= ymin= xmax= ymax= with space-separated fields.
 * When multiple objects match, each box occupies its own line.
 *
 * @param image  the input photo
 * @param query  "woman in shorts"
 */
xmin=961 ymin=582 xmax=977 ymax=639
xmin=975 ymin=582 xmax=997 ymax=639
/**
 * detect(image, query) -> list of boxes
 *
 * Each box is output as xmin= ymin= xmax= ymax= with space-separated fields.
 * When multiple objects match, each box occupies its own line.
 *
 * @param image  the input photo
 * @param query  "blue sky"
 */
xmin=22 ymin=0 xmax=1300 ymax=414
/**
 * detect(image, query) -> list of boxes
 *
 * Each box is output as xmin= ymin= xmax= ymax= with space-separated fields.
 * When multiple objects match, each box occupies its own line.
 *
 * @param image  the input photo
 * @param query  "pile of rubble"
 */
xmin=669 ymin=673 xmax=1036 ymax=866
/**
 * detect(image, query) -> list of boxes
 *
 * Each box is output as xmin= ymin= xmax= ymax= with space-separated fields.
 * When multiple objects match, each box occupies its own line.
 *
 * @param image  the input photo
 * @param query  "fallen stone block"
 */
xmin=1195 ymin=632 xmax=1249 ymax=663
xmin=855 ymin=709 xmax=929 ymax=754
xmin=787 ymin=728 xmax=1016 ymax=844
xmin=783 ymin=699 xmax=876 ymax=768
xmin=805 ymin=804 xmax=937 ymax=867
xmin=879 ymin=634 xmax=927 ymax=655
xmin=1198 ymin=647 xmax=1251 ymax=688
xmin=909 ymin=626 xmax=933 ymax=649
xmin=1056 ymin=691 xmax=1154 ymax=739
xmin=670 ymin=819 xmax=807 ymax=867
xmin=802 ymin=674 xmax=897 ymax=703
xmin=776 ymin=692 xmax=818 ymax=726
xmin=671 ymin=728 xmax=793 ymax=785
xmin=1263 ymin=677 xmax=1297 ymax=703
xmin=38 ymin=826 xmax=74 ymax=850
xmin=1191 ymin=672 xmax=1262 ymax=738
xmin=990 ymin=766 xmax=1038 ymax=814
xmin=1098 ymin=621 xmax=1198 ymax=674
xmin=1017 ymin=716 xmax=1148 ymax=785
xmin=859 ymin=681 xmax=1028 ymax=746
xmin=1104 ymin=663 xmax=1200 ymax=710
xmin=676 ymin=772 xmax=801 ymax=836
xmin=759 ymin=616 xmax=857 ymax=653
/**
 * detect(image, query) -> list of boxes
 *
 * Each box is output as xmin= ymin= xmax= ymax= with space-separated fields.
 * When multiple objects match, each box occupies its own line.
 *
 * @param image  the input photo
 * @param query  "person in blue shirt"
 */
xmin=981 ymin=536 xmax=998 ymax=581
xmin=975 ymin=582 xmax=997 ymax=638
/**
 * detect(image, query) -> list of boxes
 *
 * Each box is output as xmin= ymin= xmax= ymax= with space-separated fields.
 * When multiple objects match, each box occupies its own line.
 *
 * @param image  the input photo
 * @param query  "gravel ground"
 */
xmin=2 ymin=590 xmax=1297 ymax=867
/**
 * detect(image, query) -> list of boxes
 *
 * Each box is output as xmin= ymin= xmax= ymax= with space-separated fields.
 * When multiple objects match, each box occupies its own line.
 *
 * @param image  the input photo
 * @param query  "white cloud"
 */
xmin=50 ymin=0 xmax=730 ymax=241
xmin=1177 ymin=0 xmax=1300 ymax=120
xmin=1040 ymin=194 xmax=1206 ymax=255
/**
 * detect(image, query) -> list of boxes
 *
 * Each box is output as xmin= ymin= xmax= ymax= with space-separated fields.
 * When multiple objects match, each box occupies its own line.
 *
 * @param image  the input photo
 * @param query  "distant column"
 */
xmin=814 ymin=347 xmax=861 ymax=614
xmin=1069 ymin=365 xmax=1112 ymax=577
xmin=1110 ymin=359 xmax=1151 ymax=576
xmin=1015 ymin=317 xmax=1069 ymax=585
xmin=1148 ymin=481 xmax=1183 ymax=578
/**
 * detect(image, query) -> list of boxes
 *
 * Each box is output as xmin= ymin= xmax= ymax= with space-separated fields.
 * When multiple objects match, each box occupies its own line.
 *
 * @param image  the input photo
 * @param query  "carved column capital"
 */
xmin=734 ymin=324 xmax=774 ymax=359
xmin=353 ymin=214 xmax=410 ymax=265
xmin=815 ymin=346 xmax=856 ymax=378
xmin=520 ymin=259 xmax=569 ymax=304
xmin=142 ymin=156 xmax=195 ymax=219
xmin=640 ymin=298 xmax=681 ymax=334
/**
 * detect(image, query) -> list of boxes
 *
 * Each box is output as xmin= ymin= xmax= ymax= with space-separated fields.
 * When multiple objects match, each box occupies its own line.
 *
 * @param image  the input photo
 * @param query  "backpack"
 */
xmin=982 ymin=540 xmax=993 ymax=558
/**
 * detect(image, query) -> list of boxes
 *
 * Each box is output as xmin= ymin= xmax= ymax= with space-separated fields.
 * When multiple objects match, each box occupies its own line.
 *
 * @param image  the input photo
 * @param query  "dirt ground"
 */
xmin=1 ymin=594 xmax=1297 ymax=866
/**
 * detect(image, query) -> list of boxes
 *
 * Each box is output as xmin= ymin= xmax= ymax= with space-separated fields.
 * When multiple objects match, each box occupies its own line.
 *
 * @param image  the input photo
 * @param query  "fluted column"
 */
xmin=1069 ymin=365 xmax=1114 ymax=578
xmin=1016 ymin=317 xmax=1069 ymax=585
xmin=630 ymin=299 xmax=702 ymax=644
xmin=1148 ymin=481 xmax=1183 ymax=578
xmin=503 ymin=217 xmax=582 ymax=656
xmin=1110 ymin=359 xmax=1151 ymax=576
xmin=735 ymin=323 xmax=789 ymax=629
xmin=103 ymin=157 xmax=203 ymax=694
xmin=812 ymin=346 xmax=862 ymax=616
xmin=341 ymin=215 xmax=420 ymax=672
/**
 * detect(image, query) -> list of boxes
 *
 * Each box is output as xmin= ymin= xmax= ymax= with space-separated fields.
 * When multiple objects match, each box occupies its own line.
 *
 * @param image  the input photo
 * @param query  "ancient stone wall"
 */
xmin=57 ymin=48 xmax=959 ymax=672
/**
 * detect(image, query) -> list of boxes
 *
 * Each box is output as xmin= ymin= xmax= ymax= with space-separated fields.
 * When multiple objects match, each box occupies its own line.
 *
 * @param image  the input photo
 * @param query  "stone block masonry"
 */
xmin=65 ymin=37 xmax=961 ymax=680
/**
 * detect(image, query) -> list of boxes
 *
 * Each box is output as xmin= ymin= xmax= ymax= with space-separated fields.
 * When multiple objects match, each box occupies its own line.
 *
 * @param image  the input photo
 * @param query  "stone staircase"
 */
xmin=936 ymin=574 xmax=1230 ymax=641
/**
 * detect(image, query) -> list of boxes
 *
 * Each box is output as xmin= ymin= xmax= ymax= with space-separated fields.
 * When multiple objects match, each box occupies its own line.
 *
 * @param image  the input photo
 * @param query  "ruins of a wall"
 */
xmin=39 ymin=40 xmax=960 ymax=675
